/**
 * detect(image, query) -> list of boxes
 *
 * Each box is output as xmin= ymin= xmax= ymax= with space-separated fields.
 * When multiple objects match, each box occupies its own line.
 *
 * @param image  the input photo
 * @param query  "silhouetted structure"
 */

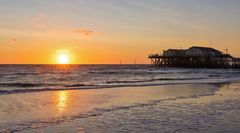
xmin=149 ymin=46 xmax=240 ymax=69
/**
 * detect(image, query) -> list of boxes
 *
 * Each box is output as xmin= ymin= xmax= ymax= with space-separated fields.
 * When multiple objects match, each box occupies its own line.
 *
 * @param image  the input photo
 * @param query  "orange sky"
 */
xmin=0 ymin=0 xmax=240 ymax=64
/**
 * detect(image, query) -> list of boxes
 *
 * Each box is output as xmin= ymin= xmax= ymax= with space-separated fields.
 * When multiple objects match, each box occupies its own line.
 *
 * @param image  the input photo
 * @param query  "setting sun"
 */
xmin=58 ymin=54 xmax=69 ymax=64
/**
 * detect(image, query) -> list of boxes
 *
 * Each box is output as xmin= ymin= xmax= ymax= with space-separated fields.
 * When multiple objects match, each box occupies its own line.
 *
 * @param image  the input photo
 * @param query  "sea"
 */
xmin=0 ymin=64 xmax=240 ymax=94
xmin=1 ymin=65 xmax=240 ymax=133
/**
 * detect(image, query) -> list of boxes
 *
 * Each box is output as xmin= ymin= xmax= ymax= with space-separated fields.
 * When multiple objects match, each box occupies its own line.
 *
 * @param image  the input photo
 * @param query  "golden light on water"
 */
xmin=57 ymin=91 xmax=69 ymax=112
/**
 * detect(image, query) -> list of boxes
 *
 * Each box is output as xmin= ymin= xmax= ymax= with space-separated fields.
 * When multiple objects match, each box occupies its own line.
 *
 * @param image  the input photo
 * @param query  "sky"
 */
xmin=0 ymin=0 xmax=240 ymax=64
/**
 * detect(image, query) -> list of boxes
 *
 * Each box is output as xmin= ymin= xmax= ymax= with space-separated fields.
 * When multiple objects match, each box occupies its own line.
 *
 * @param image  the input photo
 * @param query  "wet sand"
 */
xmin=1 ymin=83 xmax=240 ymax=133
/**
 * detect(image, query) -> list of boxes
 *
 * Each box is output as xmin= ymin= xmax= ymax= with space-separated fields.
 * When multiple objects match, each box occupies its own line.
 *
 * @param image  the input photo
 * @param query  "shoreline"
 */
xmin=0 ymin=81 xmax=232 ymax=96
xmin=26 ymin=82 xmax=240 ymax=133
xmin=0 ymin=82 xmax=230 ymax=132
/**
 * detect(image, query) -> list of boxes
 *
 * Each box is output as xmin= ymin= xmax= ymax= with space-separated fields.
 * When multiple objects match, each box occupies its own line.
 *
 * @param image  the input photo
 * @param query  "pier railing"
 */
xmin=148 ymin=53 xmax=240 ymax=69
xmin=148 ymin=53 xmax=162 ymax=58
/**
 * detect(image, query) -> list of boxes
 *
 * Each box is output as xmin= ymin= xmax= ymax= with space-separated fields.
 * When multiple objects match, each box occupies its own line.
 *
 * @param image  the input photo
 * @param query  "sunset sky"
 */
xmin=0 ymin=0 xmax=240 ymax=64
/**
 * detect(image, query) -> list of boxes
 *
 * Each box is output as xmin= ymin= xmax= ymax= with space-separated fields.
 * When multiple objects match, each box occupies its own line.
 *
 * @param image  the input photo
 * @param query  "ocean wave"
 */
xmin=0 ymin=72 xmax=38 ymax=76
xmin=0 ymin=83 xmax=55 ymax=88
xmin=0 ymin=82 xmax=92 ymax=88
xmin=0 ymin=77 xmax=207 ymax=94
xmin=105 ymin=77 xmax=206 ymax=84
xmin=208 ymin=74 xmax=221 ymax=77
xmin=64 ymin=84 xmax=96 ymax=87
xmin=88 ymin=70 xmax=165 ymax=75
xmin=0 ymin=82 xmax=227 ymax=95
xmin=0 ymin=83 xmax=103 ymax=95
xmin=0 ymin=88 xmax=56 ymax=94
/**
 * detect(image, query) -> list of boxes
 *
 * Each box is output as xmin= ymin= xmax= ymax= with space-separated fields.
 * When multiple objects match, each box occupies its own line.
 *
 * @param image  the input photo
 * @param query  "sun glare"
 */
xmin=58 ymin=54 xmax=69 ymax=64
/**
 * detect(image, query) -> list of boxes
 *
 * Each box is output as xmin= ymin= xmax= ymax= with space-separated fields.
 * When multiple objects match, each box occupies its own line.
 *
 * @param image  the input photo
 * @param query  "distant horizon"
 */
xmin=0 ymin=63 xmax=149 ymax=65
xmin=0 ymin=44 xmax=239 ymax=65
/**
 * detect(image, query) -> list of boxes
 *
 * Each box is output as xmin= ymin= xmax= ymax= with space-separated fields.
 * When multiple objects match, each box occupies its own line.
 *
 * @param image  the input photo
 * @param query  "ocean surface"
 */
xmin=1 ymin=65 xmax=240 ymax=133
xmin=0 ymin=64 xmax=240 ymax=94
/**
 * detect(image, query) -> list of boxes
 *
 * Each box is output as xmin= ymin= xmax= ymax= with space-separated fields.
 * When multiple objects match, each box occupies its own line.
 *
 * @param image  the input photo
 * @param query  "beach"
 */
xmin=0 ymin=83 xmax=240 ymax=132
xmin=1 ymin=65 xmax=240 ymax=132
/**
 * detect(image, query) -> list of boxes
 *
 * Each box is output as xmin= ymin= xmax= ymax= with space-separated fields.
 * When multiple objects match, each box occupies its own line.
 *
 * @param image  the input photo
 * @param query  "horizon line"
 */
xmin=0 ymin=63 xmax=149 ymax=65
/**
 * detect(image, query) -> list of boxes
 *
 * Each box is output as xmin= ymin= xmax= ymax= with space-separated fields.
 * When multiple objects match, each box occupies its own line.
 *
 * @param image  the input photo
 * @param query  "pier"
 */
xmin=149 ymin=46 xmax=240 ymax=69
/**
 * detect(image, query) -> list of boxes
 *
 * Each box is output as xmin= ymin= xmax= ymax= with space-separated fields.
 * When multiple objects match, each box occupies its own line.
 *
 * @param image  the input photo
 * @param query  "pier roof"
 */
xmin=190 ymin=46 xmax=222 ymax=54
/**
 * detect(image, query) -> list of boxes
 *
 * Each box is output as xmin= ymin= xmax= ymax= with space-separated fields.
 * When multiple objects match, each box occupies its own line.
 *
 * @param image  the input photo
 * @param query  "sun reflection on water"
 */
xmin=57 ymin=91 xmax=69 ymax=112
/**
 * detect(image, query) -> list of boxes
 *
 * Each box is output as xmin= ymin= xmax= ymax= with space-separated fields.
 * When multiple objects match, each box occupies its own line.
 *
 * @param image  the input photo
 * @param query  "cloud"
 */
xmin=75 ymin=28 xmax=99 ymax=36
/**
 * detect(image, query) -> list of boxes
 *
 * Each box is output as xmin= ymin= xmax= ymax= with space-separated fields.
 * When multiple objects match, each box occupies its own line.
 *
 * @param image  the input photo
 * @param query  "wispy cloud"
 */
xmin=75 ymin=28 xmax=102 ymax=36
xmin=75 ymin=29 xmax=95 ymax=36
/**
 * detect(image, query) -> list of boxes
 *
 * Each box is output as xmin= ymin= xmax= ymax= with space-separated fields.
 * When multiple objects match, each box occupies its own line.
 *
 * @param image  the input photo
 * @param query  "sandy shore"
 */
xmin=1 ymin=83 xmax=240 ymax=133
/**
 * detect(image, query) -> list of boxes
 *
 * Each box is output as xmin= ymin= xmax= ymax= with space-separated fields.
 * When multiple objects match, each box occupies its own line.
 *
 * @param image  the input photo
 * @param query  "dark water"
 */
xmin=1 ymin=64 xmax=240 ymax=94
